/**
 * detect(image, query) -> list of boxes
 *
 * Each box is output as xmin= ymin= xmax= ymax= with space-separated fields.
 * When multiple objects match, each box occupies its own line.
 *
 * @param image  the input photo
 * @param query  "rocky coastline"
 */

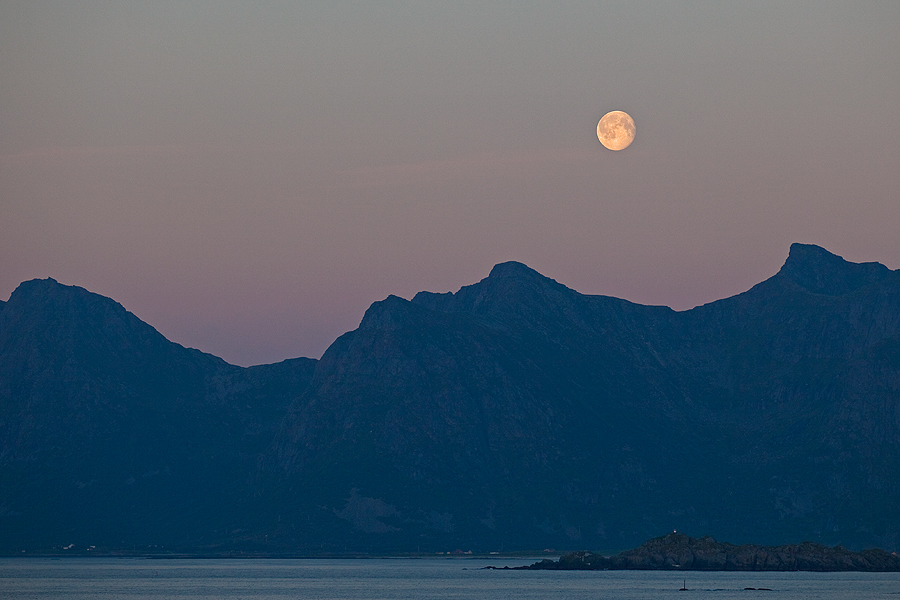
xmin=502 ymin=533 xmax=900 ymax=572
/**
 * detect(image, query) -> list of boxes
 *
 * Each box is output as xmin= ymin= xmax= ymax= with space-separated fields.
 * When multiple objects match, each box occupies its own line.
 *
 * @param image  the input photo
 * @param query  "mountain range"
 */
xmin=1 ymin=243 xmax=898 ymax=554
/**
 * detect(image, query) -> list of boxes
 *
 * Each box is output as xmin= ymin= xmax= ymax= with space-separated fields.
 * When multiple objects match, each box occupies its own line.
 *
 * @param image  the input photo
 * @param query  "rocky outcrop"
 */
xmin=520 ymin=533 xmax=900 ymax=571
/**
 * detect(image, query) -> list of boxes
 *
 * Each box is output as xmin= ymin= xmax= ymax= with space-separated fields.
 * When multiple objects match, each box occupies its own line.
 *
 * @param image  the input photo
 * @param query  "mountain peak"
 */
xmin=358 ymin=294 xmax=421 ymax=331
xmin=5 ymin=278 xmax=90 ymax=317
xmin=487 ymin=261 xmax=544 ymax=280
xmin=11 ymin=277 xmax=61 ymax=297
xmin=778 ymin=243 xmax=891 ymax=296
xmin=412 ymin=261 xmax=563 ymax=315
xmin=8 ymin=277 xmax=118 ymax=315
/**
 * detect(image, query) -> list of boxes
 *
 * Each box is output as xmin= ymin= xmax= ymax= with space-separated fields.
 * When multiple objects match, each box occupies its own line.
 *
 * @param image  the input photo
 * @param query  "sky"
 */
xmin=2 ymin=1 xmax=899 ymax=366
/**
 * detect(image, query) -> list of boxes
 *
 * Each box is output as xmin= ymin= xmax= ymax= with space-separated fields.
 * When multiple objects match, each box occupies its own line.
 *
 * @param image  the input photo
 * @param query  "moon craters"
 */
xmin=597 ymin=111 xmax=636 ymax=151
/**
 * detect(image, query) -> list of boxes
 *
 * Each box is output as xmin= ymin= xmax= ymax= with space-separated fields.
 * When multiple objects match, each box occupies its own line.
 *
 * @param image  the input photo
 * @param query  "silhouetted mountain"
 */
xmin=0 ymin=279 xmax=315 ymax=552
xmin=2 ymin=244 xmax=899 ymax=555
xmin=267 ymin=244 xmax=900 ymax=553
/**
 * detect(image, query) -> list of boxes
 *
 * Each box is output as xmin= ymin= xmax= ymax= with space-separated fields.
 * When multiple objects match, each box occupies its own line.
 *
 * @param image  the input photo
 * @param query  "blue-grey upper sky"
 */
xmin=2 ymin=1 xmax=898 ymax=365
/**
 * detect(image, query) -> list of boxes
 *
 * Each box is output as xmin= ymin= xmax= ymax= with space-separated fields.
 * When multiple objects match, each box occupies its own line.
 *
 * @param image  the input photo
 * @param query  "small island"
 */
xmin=491 ymin=533 xmax=900 ymax=572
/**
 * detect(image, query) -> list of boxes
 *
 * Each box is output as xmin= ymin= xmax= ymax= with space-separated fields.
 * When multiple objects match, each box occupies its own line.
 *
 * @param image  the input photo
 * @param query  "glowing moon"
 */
xmin=597 ymin=111 xmax=636 ymax=151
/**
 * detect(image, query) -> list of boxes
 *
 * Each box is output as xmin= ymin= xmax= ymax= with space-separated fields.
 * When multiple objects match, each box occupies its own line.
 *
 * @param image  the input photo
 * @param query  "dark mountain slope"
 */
xmin=647 ymin=244 xmax=900 ymax=548
xmin=2 ymin=244 xmax=899 ymax=555
xmin=0 ymin=279 xmax=315 ymax=551
xmin=269 ymin=266 xmax=695 ymax=551
xmin=269 ymin=244 xmax=900 ymax=553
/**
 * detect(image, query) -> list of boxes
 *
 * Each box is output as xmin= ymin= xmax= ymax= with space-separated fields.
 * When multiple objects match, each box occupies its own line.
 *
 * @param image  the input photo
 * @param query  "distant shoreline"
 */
xmin=0 ymin=552 xmax=557 ymax=560
xmin=488 ymin=533 xmax=900 ymax=573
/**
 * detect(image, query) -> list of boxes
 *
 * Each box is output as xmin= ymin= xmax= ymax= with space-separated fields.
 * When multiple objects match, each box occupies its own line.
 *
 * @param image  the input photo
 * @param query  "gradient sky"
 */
xmin=2 ymin=1 xmax=898 ymax=366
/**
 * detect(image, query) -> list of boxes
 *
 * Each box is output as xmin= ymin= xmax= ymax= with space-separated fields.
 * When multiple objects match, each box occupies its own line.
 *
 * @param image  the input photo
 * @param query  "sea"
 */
xmin=2 ymin=557 xmax=899 ymax=600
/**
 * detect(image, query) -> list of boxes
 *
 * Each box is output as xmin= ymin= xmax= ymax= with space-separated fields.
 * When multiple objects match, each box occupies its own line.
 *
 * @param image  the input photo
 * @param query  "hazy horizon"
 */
xmin=3 ymin=1 xmax=898 ymax=366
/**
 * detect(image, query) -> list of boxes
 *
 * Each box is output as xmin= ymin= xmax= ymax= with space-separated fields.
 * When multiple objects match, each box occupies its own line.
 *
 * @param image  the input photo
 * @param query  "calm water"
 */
xmin=2 ymin=557 xmax=899 ymax=600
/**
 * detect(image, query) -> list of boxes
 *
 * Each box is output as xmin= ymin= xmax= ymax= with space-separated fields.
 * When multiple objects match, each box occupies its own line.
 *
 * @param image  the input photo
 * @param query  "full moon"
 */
xmin=597 ymin=111 xmax=636 ymax=151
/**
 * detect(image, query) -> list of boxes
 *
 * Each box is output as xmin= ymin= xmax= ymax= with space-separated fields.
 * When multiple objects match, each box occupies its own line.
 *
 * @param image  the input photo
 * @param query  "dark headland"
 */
xmin=497 ymin=533 xmax=900 ymax=572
